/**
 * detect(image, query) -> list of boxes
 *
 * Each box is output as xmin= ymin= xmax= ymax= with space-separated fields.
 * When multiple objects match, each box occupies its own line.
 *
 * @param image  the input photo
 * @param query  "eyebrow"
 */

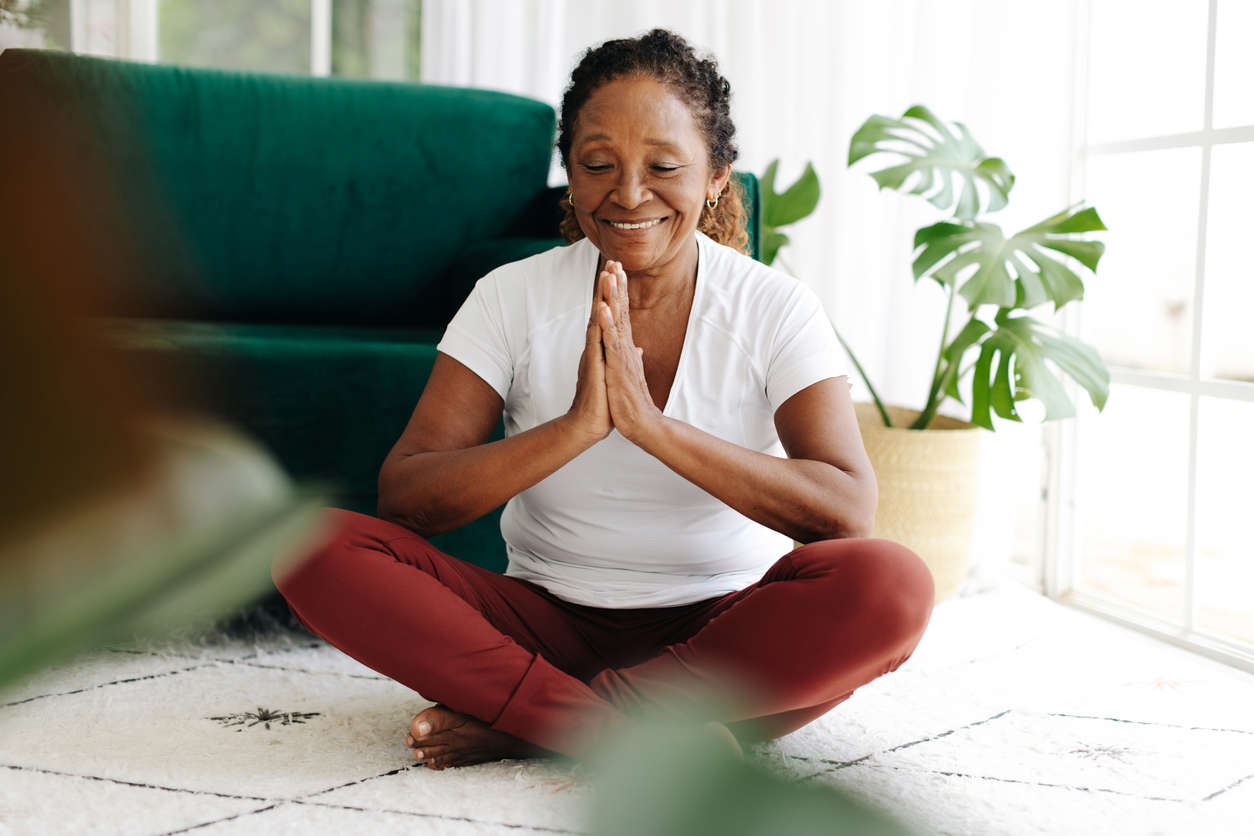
xmin=577 ymin=133 xmax=682 ymax=150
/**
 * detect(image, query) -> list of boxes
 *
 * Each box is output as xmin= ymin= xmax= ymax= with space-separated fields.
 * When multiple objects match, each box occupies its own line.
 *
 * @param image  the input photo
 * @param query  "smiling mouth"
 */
xmin=603 ymin=217 xmax=665 ymax=230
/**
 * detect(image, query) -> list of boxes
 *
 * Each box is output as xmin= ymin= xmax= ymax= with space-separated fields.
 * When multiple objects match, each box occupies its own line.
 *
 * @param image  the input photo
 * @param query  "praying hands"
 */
xmin=567 ymin=259 xmax=665 ymax=446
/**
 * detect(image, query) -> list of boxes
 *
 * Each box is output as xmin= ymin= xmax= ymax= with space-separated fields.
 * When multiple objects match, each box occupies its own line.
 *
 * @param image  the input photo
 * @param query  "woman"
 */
xmin=273 ymin=29 xmax=935 ymax=771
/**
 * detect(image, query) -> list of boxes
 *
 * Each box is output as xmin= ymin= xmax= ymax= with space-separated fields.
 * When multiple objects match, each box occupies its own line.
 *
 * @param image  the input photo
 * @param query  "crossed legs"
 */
xmin=272 ymin=508 xmax=935 ymax=764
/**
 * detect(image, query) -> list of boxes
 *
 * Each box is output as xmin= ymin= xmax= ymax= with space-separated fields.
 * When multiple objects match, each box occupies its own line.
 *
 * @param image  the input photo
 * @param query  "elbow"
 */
xmin=806 ymin=469 xmax=877 ymax=542
xmin=376 ymin=456 xmax=438 ymax=537
xmin=376 ymin=458 xmax=400 ymax=519
xmin=376 ymin=496 xmax=439 ymax=539
xmin=850 ymin=469 xmax=878 ymax=539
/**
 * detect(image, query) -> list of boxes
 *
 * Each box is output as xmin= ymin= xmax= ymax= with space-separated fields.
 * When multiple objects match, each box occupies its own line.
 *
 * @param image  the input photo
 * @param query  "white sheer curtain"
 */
xmin=422 ymin=0 xmax=1082 ymax=582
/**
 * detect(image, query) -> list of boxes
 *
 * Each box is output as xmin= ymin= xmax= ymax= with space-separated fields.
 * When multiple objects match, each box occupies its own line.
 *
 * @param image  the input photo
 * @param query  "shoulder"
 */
xmin=478 ymin=238 xmax=591 ymax=291
xmin=697 ymin=232 xmax=819 ymax=319
xmin=468 ymin=238 xmax=594 ymax=316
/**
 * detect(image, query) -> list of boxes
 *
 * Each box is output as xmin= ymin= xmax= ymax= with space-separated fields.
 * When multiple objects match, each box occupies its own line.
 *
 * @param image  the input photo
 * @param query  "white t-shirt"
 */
xmin=435 ymin=230 xmax=845 ymax=608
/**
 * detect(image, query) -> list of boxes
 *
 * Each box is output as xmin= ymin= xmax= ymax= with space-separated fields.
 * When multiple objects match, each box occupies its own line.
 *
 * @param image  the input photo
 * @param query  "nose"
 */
xmin=611 ymin=169 xmax=649 ymax=209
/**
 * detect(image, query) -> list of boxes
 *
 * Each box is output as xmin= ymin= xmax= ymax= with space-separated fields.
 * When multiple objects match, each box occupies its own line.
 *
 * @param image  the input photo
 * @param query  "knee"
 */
xmin=270 ymin=506 xmax=374 ymax=599
xmin=798 ymin=538 xmax=936 ymax=643
xmin=856 ymin=539 xmax=936 ymax=642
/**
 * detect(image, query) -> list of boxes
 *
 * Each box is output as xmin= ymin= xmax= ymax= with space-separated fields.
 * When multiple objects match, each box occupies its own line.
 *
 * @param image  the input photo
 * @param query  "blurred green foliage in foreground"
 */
xmin=581 ymin=699 xmax=920 ymax=836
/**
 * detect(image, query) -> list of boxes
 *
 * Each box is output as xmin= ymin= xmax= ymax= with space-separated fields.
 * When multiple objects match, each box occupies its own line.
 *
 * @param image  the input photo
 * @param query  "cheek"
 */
xmin=571 ymin=171 xmax=610 ymax=200
xmin=663 ymin=176 xmax=709 ymax=215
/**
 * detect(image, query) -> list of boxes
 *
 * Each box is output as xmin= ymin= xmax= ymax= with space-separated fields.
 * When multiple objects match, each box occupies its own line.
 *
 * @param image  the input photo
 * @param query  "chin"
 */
xmin=595 ymin=239 xmax=669 ymax=273
xmin=608 ymin=251 xmax=656 ymax=273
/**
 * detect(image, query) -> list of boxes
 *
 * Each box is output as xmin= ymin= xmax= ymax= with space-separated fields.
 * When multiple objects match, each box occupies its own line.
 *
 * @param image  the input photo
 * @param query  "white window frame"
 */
xmin=1048 ymin=0 xmax=1254 ymax=675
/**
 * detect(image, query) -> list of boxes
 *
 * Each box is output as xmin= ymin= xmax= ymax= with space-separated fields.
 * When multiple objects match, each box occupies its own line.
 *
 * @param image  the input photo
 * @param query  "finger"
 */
xmin=613 ymin=261 xmax=628 ymax=302
xmin=613 ymin=263 xmax=631 ymax=331
xmin=598 ymin=269 xmax=613 ymax=310
xmin=589 ymin=321 xmax=607 ymax=368
xmin=599 ymin=302 xmax=622 ymax=357
xmin=598 ymin=301 xmax=614 ymax=337
xmin=606 ymin=269 xmax=619 ymax=314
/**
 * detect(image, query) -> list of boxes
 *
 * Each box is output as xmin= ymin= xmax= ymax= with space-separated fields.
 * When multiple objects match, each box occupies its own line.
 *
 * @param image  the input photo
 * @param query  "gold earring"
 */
xmin=567 ymin=189 xmax=575 ymax=207
xmin=706 ymin=193 xmax=719 ymax=210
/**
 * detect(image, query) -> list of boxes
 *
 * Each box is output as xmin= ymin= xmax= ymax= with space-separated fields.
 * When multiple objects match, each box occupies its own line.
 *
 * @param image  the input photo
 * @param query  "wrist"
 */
xmin=622 ymin=408 xmax=667 ymax=449
xmin=557 ymin=411 xmax=606 ymax=451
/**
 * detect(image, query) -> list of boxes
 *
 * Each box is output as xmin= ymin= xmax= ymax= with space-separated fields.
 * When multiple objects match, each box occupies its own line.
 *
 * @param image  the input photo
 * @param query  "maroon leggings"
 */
xmin=272 ymin=508 xmax=936 ymax=760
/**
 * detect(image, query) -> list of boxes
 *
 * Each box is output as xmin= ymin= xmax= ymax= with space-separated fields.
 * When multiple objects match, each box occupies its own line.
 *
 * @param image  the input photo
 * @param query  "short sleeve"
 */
xmin=435 ymin=271 xmax=514 ymax=401
xmin=765 ymin=282 xmax=846 ymax=413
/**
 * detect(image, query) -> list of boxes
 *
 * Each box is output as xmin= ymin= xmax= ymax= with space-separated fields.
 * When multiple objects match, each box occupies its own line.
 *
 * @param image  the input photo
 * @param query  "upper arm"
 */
xmin=379 ymin=351 xmax=504 ymax=486
xmin=774 ymin=375 xmax=877 ymax=514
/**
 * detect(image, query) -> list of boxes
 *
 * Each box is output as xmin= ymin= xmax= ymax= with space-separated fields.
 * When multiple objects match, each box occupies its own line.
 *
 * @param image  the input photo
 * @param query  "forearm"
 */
xmin=636 ymin=417 xmax=876 ymax=543
xmin=378 ymin=414 xmax=595 ymax=537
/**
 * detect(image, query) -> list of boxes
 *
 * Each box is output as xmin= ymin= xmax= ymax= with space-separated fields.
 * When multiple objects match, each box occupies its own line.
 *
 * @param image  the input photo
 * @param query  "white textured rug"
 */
xmin=2 ymin=576 xmax=1252 ymax=835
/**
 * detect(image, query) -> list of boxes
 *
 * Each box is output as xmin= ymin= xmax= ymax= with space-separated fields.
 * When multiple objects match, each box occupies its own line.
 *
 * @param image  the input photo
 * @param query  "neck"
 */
xmin=598 ymin=235 xmax=698 ymax=311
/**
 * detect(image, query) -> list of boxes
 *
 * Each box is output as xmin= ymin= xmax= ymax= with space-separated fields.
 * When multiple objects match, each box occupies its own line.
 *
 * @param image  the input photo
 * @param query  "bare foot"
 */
xmin=404 ymin=703 xmax=555 ymax=770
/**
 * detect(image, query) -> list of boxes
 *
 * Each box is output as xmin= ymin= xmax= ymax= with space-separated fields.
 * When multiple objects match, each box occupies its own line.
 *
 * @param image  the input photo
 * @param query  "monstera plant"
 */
xmin=758 ymin=158 xmax=821 ymax=269
xmin=845 ymin=104 xmax=1110 ymax=430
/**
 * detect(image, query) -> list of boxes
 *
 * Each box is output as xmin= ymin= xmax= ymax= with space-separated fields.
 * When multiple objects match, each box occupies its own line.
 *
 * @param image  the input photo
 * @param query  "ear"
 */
xmin=708 ymin=164 xmax=733 ymax=199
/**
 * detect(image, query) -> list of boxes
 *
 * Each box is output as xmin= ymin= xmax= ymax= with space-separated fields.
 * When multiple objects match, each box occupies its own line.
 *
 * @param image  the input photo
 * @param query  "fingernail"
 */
xmin=415 ymin=750 xmax=424 ymax=759
xmin=418 ymin=722 xmax=431 ymax=735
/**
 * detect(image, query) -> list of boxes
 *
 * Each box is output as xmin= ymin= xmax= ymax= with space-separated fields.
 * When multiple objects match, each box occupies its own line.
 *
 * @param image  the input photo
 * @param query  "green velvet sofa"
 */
xmin=1 ymin=47 xmax=762 ymax=580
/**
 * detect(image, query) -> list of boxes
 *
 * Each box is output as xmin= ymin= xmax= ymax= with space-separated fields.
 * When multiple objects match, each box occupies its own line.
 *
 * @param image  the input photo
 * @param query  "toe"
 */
xmin=410 ymin=703 xmax=467 ymax=741
xmin=410 ymin=712 xmax=434 ymax=739
xmin=413 ymin=744 xmax=444 ymax=762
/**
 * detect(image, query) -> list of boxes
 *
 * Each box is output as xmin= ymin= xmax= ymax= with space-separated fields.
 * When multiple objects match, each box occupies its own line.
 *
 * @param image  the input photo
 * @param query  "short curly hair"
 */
xmin=556 ymin=28 xmax=749 ymax=254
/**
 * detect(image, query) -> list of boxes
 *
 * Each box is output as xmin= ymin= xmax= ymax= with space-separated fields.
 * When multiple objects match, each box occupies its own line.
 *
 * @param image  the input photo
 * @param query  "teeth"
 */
xmin=608 ymin=218 xmax=662 ymax=230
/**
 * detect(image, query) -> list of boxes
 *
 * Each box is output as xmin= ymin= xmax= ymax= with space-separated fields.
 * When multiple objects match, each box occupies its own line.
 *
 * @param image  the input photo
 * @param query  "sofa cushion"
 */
xmin=1 ymin=48 xmax=556 ymax=328
xmin=94 ymin=317 xmax=509 ymax=571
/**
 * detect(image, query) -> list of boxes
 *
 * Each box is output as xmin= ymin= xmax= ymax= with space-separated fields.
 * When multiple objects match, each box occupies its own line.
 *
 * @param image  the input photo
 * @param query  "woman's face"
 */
xmin=567 ymin=75 xmax=730 ymax=276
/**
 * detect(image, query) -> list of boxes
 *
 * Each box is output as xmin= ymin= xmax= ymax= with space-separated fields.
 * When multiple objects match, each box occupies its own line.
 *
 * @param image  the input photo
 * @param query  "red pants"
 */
xmin=272 ymin=508 xmax=936 ymax=760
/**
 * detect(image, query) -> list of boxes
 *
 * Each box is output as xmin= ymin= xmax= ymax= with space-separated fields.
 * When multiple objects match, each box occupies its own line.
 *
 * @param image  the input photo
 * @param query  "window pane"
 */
xmin=1196 ymin=396 xmax=1254 ymax=645
xmin=158 ymin=0 xmax=311 ymax=74
xmin=0 ymin=0 xmax=70 ymax=50
xmin=1087 ymin=0 xmax=1207 ymax=143
xmin=1081 ymin=148 xmax=1200 ymax=375
xmin=1009 ymin=421 xmax=1046 ymax=579
xmin=1200 ymin=142 xmax=1254 ymax=384
xmin=1074 ymin=384 xmax=1188 ymax=623
xmin=332 ymin=0 xmax=422 ymax=80
xmin=1213 ymin=0 xmax=1254 ymax=129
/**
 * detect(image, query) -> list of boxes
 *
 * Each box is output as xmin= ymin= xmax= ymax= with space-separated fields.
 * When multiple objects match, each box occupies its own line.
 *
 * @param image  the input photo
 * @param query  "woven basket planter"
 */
xmin=854 ymin=402 xmax=988 ymax=602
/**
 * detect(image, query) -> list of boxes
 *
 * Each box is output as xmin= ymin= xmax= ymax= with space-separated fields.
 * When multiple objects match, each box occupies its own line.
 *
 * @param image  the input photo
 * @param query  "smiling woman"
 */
xmin=565 ymin=75 xmax=730 ymax=281
xmin=272 ymin=27 xmax=936 ymax=775
xmin=556 ymin=31 xmax=749 ymax=257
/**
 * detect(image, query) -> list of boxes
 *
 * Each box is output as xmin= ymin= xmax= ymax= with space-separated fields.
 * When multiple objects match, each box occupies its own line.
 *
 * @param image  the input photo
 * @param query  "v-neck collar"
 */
xmin=581 ymin=232 xmax=706 ymax=418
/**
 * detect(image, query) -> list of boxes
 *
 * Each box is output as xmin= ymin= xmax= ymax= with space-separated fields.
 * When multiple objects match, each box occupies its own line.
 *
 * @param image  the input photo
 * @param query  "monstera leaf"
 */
xmin=947 ymin=308 xmax=1110 ymax=430
xmin=759 ymin=158 xmax=821 ymax=266
xmin=849 ymin=105 xmax=1014 ymax=220
xmin=913 ymin=204 xmax=1107 ymax=312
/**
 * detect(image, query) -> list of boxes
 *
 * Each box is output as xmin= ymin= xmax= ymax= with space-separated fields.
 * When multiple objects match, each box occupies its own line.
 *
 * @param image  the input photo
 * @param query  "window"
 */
xmin=0 ymin=0 xmax=423 ymax=79
xmin=1053 ymin=0 xmax=1254 ymax=672
xmin=0 ymin=1 xmax=72 ymax=50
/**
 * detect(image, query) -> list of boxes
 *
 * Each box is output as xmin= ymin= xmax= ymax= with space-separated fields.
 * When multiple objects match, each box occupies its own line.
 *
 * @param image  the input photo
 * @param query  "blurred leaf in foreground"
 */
xmin=0 ymin=62 xmax=336 ymax=696
xmin=578 ymin=695 xmax=922 ymax=836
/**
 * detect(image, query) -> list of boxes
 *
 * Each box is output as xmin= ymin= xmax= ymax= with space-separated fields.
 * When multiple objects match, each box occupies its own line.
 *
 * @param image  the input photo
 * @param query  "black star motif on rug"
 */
xmin=1069 ymin=743 xmax=1134 ymax=763
xmin=207 ymin=706 xmax=321 ymax=731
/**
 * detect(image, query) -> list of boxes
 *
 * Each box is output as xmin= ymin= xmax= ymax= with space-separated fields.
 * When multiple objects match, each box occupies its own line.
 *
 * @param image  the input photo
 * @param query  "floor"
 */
xmin=1 ymin=574 xmax=1252 ymax=835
